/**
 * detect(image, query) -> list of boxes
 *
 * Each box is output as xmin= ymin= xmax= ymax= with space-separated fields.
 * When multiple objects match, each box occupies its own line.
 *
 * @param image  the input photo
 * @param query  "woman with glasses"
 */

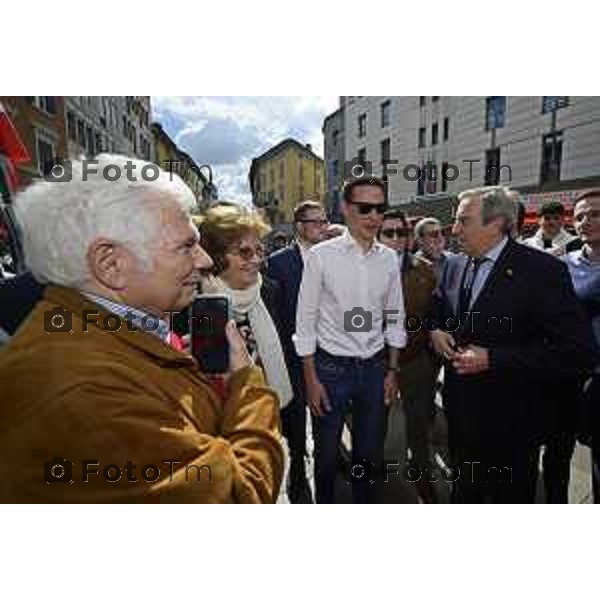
xmin=197 ymin=205 xmax=293 ymax=413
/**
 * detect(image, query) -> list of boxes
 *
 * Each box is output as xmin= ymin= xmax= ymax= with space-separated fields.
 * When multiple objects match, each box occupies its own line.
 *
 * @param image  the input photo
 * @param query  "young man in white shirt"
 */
xmin=294 ymin=177 xmax=407 ymax=503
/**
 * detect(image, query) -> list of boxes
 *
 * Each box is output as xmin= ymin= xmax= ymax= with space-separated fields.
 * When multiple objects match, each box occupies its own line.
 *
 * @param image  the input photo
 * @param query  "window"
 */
xmin=427 ymin=163 xmax=437 ymax=194
xmin=332 ymin=160 xmax=339 ymax=178
xmin=86 ymin=126 xmax=94 ymax=155
xmin=381 ymin=100 xmax=391 ymax=128
xmin=279 ymin=162 xmax=285 ymax=179
xmin=419 ymin=96 xmax=426 ymax=107
xmin=77 ymin=120 xmax=86 ymax=147
xmin=67 ymin=112 xmax=76 ymax=142
xmin=358 ymin=113 xmax=367 ymax=138
xmin=35 ymin=97 xmax=57 ymax=115
xmin=380 ymin=138 xmax=391 ymax=165
xmin=542 ymin=96 xmax=570 ymax=113
xmin=260 ymin=174 xmax=265 ymax=191
xmin=35 ymin=133 xmax=56 ymax=176
xmin=417 ymin=164 xmax=425 ymax=196
xmin=270 ymin=169 xmax=275 ymax=183
xmin=485 ymin=148 xmax=501 ymax=186
xmin=443 ymin=117 xmax=449 ymax=141
xmin=358 ymin=148 xmax=367 ymax=163
xmin=432 ymin=96 xmax=439 ymax=102
xmin=486 ymin=96 xmax=506 ymax=130
xmin=332 ymin=129 xmax=339 ymax=147
xmin=541 ymin=132 xmax=563 ymax=184
xmin=432 ymin=122 xmax=439 ymax=146
xmin=418 ymin=127 xmax=426 ymax=148
xmin=441 ymin=162 xmax=449 ymax=192
xmin=279 ymin=186 xmax=285 ymax=202
xmin=96 ymin=133 xmax=103 ymax=155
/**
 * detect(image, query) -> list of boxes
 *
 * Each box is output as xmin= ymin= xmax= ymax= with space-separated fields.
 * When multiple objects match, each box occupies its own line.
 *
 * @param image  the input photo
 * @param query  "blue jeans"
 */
xmin=312 ymin=348 xmax=386 ymax=504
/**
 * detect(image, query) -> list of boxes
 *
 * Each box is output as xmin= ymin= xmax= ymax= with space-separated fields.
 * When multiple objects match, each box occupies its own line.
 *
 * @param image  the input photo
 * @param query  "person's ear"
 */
xmin=87 ymin=239 xmax=132 ymax=290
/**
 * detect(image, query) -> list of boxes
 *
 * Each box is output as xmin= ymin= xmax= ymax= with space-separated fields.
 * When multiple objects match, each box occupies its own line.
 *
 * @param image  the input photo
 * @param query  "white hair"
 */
xmin=459 ymin=186 xmax=517 ymax=234
xmin=414 ymin=217 xmax=442 ymax=239
xmin=14 ymin=154 xmax=197 ymax=287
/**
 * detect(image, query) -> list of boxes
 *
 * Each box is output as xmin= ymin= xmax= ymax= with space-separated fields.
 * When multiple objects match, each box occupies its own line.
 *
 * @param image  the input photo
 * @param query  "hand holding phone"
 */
xmin=224 ymin=320 xmax=253 ymax=373
xmin=191 ymin=295 xmax=231 ymax=374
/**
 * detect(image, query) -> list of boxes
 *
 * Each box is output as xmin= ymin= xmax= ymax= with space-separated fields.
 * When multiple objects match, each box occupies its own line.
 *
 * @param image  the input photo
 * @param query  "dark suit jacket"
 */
xmin=0 ymin=272 xmax=45 ymax=335
xmin=265 ymin=243 xmax=304 ymax=372
xmin=430 ymin=239 xmax=599 ymax=446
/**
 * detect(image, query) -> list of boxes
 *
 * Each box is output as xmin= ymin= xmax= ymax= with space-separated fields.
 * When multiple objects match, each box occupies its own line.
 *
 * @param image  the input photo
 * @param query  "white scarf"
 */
xmin=202 ymin=274 xmax=292 ymax=409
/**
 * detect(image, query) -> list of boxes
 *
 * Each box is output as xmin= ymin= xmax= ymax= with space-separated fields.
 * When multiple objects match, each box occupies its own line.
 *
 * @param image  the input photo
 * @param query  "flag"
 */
xmin=0 ymin=102 xmax=30 ymax=164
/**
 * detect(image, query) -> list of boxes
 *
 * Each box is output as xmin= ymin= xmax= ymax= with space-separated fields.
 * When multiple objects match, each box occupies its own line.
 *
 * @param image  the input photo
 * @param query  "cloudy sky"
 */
xmin=152 ymin=96 xmax=339 ymax=206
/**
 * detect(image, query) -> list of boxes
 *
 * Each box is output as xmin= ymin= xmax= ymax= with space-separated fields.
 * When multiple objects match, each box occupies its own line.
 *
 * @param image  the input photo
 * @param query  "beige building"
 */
xmin=249 ymin=138 xmax=325 ymax=225
xmin=340 ymin=96 xmax=600 ymax=213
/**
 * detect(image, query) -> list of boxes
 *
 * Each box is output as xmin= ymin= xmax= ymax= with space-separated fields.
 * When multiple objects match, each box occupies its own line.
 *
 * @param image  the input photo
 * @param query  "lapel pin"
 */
xmin=505 ymin=268 xmax=513 ymax=278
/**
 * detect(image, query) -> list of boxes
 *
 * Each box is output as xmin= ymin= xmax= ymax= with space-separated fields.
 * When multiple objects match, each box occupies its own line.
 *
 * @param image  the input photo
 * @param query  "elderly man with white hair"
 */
xmin=0 ymin=155 xmax=284 ymax=503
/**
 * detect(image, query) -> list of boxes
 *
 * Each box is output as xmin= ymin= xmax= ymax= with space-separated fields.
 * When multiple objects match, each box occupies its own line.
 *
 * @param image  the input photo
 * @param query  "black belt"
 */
xmin=316 ymin=347 xmax=385 ymax=368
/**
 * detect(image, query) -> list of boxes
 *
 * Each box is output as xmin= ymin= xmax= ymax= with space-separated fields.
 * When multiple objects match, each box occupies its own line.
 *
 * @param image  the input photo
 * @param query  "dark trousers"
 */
xmin=540 ymin=433 xmax=577 ymax=504
xmin=312 ymin=349 xmax=385 ymax=504
xmin=449 ymin=439 xmax=538 ymax=504
xmin=280 ymin=361 xmax=308 ymax=468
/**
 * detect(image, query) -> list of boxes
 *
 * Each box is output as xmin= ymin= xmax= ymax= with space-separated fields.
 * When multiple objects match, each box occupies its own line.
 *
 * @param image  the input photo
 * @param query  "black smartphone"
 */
xmin=190 ymin=295 xmax=231 ymax=374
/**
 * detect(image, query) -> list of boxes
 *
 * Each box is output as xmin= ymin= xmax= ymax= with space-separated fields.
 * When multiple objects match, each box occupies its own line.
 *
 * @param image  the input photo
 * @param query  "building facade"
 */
xmin=339 ymin=96 xmax=600 ymax=219
xmin=249 ymin=138 xmax=325 ymax=225
xmin=322 ymin=106 xmax=345 ymax=223
xmin=65 ymin=96 xmax=153 ymax=160
xmin=151 ymin=122 xmax=217 ymax=211
xmin=0 ymin=96 xmax=68 ymax=186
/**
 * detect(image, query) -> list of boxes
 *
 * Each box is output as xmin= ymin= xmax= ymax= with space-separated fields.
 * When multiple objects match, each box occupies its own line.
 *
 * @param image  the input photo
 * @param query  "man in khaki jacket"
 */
xmin=0 ymin=155 xmax=284 ymax=503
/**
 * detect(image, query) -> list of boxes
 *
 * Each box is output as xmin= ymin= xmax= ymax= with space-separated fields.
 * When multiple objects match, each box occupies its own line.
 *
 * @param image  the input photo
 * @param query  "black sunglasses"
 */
xmin=346 ymin=200 xmax=387 ymax=215
xmin=381 ymin=227 xmax=409 ymax=239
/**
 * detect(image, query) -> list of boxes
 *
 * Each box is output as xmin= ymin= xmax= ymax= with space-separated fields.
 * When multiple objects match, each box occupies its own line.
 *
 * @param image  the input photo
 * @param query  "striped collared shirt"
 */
xmin=81 ymin=292 xmax=171 ymax=342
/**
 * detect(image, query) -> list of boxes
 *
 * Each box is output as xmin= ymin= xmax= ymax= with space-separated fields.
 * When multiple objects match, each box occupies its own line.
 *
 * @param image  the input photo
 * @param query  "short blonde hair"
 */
xmin=197 ymin=204 xmax=270 ymax=274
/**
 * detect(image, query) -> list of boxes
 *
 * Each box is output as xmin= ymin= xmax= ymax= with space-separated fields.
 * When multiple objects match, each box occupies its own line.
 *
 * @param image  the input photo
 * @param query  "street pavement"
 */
xmin=279 ymin=388 xmax=593 ymax=504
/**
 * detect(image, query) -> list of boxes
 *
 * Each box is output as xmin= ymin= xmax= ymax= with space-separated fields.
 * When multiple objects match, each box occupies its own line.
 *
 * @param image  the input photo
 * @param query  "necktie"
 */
xmin=458 ymin=257 xmax=486 ymax=315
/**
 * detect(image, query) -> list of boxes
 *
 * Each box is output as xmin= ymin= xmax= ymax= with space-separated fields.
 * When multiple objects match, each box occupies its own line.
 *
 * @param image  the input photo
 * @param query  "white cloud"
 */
xmin=152 ymin=96 xmax=339 ymax=205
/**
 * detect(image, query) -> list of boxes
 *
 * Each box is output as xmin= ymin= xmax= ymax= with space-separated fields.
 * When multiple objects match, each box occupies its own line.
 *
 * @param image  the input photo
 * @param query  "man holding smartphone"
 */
xmin=294 ymin=176 xmax=407 ymax=504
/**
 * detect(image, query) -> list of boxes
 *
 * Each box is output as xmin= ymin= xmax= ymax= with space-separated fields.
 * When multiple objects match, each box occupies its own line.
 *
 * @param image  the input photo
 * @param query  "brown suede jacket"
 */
xmin=0 ymin=286 xmax=284 ymax=503
xmin=398 ymin=253 xmax=437 ymax=365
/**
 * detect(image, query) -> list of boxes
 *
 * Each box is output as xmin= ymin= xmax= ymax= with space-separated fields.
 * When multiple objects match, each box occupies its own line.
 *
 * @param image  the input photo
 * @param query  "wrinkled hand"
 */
xmin=225 ymin=320 xmax=253 ymax=374
xmin=384 ymin=371 xmax=399 ymax=407
xmin=452 ymin=345 xmax=490 ymax=375
xmin=306 ymin=377 xmax=332 ymax=417
xmin=431 ymin=330 xmax=458 ymax=361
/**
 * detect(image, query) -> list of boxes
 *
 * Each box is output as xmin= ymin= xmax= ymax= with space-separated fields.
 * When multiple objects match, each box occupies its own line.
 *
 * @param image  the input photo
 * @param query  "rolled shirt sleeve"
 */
xmin=293 ymin=249 xmax=322 ymax=357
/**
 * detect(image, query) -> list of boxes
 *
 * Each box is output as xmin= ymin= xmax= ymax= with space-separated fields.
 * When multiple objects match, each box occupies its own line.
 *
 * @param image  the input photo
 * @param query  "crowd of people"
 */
xmin=0 ymin=154 xmax=598 ymax=503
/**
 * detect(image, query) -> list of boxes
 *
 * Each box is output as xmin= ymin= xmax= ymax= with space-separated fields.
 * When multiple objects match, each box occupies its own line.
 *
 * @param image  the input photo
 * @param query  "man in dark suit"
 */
xmin=266 ymin=200 xmax=329 ymax=503
xmin=429 ymin=187 xmax=598 ymax=503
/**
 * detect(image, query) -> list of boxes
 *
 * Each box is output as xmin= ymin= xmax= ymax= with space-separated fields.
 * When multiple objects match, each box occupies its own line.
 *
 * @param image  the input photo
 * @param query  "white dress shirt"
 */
xmin=294 ymin=231 xmax=407 ymax=359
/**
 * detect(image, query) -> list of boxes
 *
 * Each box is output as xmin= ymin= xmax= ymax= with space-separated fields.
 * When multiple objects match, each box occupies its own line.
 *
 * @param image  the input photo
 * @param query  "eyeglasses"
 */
xmin=297 ymin=218 xmax=329 ymax=226
xmin=346 ymin=200 xmax=387 ymax=216
xmin=381 ymin=227 xmax=410 ymax=239
xmin=229 ymin=245 xmax=265 ymax=261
